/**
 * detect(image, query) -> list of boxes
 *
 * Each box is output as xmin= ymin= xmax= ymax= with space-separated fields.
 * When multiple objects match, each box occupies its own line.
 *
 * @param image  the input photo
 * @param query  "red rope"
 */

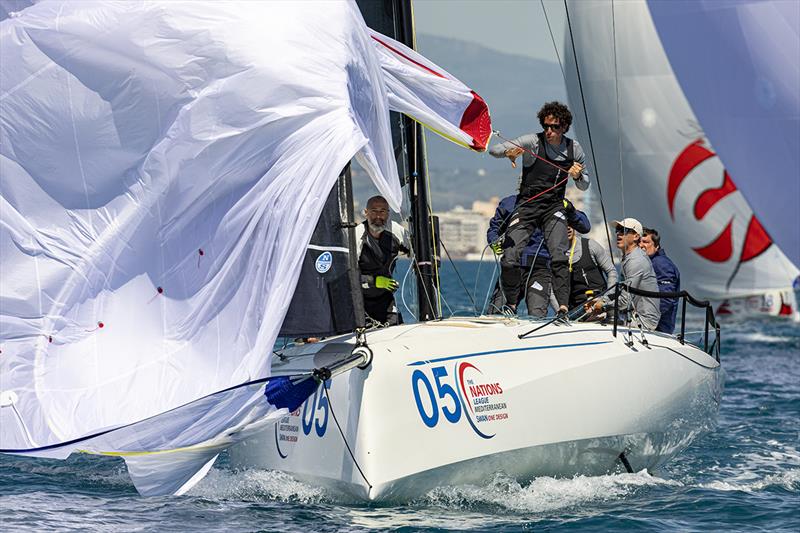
xmin=493 ymin=130 xmax=571 ymax=175
xmin=493 ymin=130 xmax=572 ymax=208
xmin=517 ymin=176 xmax=569 ymax=208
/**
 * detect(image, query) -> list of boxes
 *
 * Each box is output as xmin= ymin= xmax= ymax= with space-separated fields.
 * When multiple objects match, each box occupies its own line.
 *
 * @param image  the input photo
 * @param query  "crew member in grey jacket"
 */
xmin=586 ymin=218 xmax=660 ymax=330
xmin=488 ymin=101 xmax=589 ymax=316
xmin=566 ymin=224 xmax=617 ymax=308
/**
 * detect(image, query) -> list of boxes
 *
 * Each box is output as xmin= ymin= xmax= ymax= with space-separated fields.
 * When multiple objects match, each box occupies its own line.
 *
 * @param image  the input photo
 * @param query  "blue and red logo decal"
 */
xmin=411 ymin=361 xmax=509 ymax=438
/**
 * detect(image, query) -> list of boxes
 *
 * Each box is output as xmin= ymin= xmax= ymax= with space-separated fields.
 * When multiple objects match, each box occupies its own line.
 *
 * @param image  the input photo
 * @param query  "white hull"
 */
xmin=229 ymin=317 xmax=722 ymax=501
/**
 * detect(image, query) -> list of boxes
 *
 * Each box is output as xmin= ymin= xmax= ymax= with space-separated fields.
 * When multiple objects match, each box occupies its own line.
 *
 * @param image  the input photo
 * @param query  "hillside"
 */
xmin=416 ymin=34 xmax=567 ymax=210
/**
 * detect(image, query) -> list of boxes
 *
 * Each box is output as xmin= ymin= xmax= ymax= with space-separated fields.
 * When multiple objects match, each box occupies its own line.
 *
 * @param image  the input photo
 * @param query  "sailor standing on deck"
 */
xmin=356 ymin=195 xmax=410 ymax=326
xmin=489 ymin=101 xmax=590 ymax=316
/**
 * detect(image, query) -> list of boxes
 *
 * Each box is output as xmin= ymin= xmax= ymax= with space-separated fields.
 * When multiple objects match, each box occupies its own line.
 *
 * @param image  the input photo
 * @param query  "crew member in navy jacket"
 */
xmin=487 ymin=196 xmax=590 ymax=316
xmin=640 ymin=227 xmax=680 ymax=334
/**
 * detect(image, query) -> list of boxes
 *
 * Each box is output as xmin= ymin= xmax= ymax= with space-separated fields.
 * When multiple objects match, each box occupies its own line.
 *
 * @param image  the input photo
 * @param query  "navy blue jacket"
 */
xmin=650 ymin=248 xmax=680 ymax=334
xmin=487 ymin=195 xmax=591 ymax=267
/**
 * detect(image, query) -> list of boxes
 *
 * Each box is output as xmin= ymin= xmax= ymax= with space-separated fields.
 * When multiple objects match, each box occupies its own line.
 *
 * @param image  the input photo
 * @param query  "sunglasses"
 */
xmin=542 ymin=123 xmax=562 ymax=131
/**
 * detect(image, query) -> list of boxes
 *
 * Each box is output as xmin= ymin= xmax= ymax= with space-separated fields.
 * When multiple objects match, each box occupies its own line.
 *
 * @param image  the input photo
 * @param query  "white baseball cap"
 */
xmin=612 ymin=217 xmax=643 ymax=236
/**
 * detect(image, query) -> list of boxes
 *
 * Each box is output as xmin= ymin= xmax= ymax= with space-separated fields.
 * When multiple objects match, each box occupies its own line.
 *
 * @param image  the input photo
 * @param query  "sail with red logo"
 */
xmin=648 ymin=0 xmax=799 ymax=270
xmin=557 ymin=0 xmax=799 ymax=319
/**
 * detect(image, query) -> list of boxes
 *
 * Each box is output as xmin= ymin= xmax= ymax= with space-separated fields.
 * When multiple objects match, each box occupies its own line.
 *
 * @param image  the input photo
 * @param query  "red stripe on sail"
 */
xmin=370 ymin=35 xmax=446 ymax=79
xmin=693 ymin=220 xmax=733 ymax=262
xmin=668 ymin=140 xmax=715 ymax=218
xmin=693 ymin=171 xmax=737 ymax=220
xmin=460 ymin=91 xmax=492 ymax=151
xmin=739 ymin=215 xmax=772 ymax=263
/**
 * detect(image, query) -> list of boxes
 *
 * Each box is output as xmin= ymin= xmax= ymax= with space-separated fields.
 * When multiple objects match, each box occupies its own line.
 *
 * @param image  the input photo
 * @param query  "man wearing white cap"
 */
xmin=585 ymin=218 xmax=661 ymax=330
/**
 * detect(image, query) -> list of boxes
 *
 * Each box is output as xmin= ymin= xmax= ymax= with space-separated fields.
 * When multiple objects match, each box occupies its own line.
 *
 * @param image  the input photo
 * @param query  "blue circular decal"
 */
xmin=315 ymin=251 xmax=333 ymax=273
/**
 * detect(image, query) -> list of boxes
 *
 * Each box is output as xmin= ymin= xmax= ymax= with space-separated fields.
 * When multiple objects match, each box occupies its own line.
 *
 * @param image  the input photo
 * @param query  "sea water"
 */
xmin=2 ymin=261 xmax=798 ymax=532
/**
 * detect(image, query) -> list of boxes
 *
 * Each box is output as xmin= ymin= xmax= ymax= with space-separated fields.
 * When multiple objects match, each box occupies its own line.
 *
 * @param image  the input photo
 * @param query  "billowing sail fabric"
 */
xmin=560 ymin=0 xmax=798 ymax=299
xmin=647 ymin=0 xmax=800 ymax=269
xmin=0 ymin=0 xmax=490 ymax=495
xmin=370 ymin=30 xmax=492 ymax=151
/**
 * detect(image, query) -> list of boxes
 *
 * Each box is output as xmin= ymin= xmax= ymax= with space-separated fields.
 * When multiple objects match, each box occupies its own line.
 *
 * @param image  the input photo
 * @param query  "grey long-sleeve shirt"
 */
xmin=603 ymin=246 xmax=660 ymax=330
xmin=569 ymin=237 xmax=618 ymax=287
xmin=489 ymin=133 xmax=590 ymax=191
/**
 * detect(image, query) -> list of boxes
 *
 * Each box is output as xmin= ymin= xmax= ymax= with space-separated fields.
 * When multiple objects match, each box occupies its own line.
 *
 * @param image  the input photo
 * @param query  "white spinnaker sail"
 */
xmin=648 ymin=0 xmax=800 ymax=269
xmin=0 ymin=0 xmax=490 ymax=495
xmin=559 ymin=0 xmax=798 ymax=300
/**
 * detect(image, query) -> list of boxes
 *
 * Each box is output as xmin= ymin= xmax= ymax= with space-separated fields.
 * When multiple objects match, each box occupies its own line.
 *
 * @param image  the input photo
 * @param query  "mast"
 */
xmin=340 ymin=164 xmax=366 ymax=330
xmin=398 ymin=0 xmax=439 ymax=321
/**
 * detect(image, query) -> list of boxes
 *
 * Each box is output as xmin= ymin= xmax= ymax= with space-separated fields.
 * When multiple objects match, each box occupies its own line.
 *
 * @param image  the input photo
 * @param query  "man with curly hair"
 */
xmin=488 ymin=101 xmax=590 ymax=316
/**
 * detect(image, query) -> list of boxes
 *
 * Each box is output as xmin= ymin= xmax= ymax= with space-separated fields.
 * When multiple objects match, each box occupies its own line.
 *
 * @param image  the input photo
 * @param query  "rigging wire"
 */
xmin=438 ymin=237 xmax=478 ymax=314
xmin=562 ymin=0 xmax=617 ymax=266
xmin=611 ymin=0 xmax=625 ymax=221
xmin=540 ymin=0 xmax=566 ymax=82
xmin=322 ymin=381 xmax=372 ymax=492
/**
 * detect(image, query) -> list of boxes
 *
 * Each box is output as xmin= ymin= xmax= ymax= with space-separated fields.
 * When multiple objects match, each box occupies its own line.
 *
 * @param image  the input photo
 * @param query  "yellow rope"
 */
xmin=568 ymin=235 xmax=578 ymax=273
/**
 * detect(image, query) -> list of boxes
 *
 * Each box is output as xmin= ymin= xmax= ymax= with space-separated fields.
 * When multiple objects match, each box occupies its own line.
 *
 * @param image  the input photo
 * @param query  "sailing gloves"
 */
xmin=563 ymin=198 xmax=576 ymax=214
xmin=490 ymin=241 xmax=503 ymax=256
xmin=375 ymin=275 xmax=399 ymax=292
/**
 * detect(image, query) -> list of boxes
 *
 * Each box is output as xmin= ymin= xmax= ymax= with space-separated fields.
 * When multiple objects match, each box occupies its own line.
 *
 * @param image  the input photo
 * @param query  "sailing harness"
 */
xmin=568 ymin=237 xmax=607 ymax=306
xmin=492 ymin=130 xmax=571 ymax=216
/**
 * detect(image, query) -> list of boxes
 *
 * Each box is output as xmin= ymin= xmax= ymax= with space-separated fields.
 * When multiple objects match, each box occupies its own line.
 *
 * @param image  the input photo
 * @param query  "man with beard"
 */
xmin=356 ymin=195 xmax=410 ymax=326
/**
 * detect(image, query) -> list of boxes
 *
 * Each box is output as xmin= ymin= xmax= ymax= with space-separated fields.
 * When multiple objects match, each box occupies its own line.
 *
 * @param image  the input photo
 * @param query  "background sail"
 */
xmin=0 ymin=0 xmax=490 ymax=495
xmin=647 ymin=0 xmax=800 ymax=269
xmin=559 ymin=0 xmax=798 ymax=300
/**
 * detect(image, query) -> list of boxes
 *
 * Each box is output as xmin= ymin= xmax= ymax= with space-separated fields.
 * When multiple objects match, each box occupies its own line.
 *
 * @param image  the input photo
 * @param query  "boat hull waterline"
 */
xmin=229 ymin=317 xmax=722 ymax=501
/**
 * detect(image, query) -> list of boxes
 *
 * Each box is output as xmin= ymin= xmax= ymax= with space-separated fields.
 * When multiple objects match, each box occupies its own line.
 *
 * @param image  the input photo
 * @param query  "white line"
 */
xmin=306 ymin=245 xmax=350 ymax=254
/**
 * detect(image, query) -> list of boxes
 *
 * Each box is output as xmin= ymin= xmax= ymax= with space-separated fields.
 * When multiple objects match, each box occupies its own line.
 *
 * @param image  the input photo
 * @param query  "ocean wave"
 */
xmin=725 ymin=331 xmax=798 ymax=344
xmin=186 ymin=468 xmax=329 ymax=504
xmin=700 ymin=469 xmax=799 ymax=493
xmin=698 ymin=442 xmax=800 ymax=493
xmin=423 ymin=470 xmax=680 ymax=514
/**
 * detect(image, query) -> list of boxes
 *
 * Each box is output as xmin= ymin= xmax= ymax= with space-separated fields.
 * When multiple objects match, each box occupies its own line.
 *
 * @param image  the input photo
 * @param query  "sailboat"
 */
xmin=1 ymin=0 xmax=722 ymax=501
xmin=227 ymin=0 xmax=723 ymax=501
xmin=552 ymin=0 xmax=799 ymax=321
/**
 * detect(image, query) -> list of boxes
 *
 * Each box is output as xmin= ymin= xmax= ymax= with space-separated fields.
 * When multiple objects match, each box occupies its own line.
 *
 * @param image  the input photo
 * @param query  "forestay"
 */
xmin=0 ymin=0 xmax=489 ymax=495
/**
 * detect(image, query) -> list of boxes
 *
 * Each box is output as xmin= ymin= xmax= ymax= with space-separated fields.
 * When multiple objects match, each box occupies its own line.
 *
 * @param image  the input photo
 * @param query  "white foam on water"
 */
xmin=187 ymin=467 xmax=329 ymax=504
xmin=701 ymin=469 xmax=800 ymax=492
xmin=730 ymin=332 xmax=796 ymax=344
xmin=424 ymin=471 xmax=681 ymax=514
xmin=699 ymin=442 xmax=800 ymax=493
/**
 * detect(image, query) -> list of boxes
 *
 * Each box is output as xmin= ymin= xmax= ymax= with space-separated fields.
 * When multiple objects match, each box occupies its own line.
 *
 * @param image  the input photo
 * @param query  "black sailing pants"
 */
xmin=489 ymin=262 xmax=552 ymax=317
xmin=500 ymin=204 xmax=569 ymax=308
